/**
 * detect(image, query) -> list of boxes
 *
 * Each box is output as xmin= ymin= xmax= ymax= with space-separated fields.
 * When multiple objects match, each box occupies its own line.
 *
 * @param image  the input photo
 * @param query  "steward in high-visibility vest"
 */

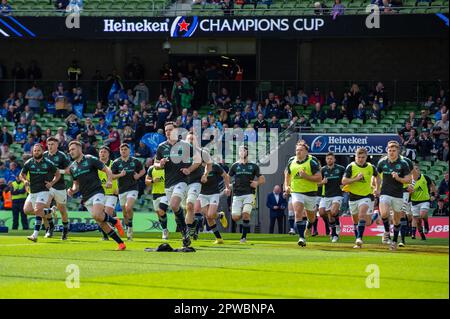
xmin=10 ymin=179 xmax=29 ymax=230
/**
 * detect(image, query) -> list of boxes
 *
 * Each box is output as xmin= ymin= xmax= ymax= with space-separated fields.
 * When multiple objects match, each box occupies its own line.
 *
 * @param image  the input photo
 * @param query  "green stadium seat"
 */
xmin=366 ymin=119 xmax=379 ymax=125
xmin=380 ymin=119 xmax=393 ymax=125
xmin=371 ymin=128 xmax=386 ymax=134
xmin=337 ymin=119 xmax=349 ymax=125
xmin=324 ymin=118 xmax=336 ymax=125
xmin=352 ymin=119 xmax=364 ymax=126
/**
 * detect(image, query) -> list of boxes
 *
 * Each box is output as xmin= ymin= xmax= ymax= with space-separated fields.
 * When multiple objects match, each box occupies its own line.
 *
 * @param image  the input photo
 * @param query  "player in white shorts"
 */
xmin=145 ymin=164 xmax=169 ymax=240
xmin=342 ymin=147 xmax=380 ymax=249
xmin=21 ymin=144 xmax=61 ymax=242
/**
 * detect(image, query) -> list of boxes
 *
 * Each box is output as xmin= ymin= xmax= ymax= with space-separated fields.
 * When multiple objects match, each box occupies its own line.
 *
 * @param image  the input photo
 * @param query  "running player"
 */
xmin=319 ymin=152 xmax=346 ymax=243
xmin=287 ymin=196 xmax=296 ymax=235
xmin=408 ymin=163 xmax=437 ymax=241
xmin=67 ymin=141 xmax=126 ymax=250
xmin=376 ymin=141 xmax=412 ymax=251
xmin=198 ymin=160 xmax=231 ymax=244
xmin=184 ymin=132 xmax=212 ymax=240
xmin=342 ymin=147 xmax=380 ymax=249
xmin=399 ymin=155 xmax=415 ymax=245
xmin=98 ymin=146 xmax=119 ymax=241
xmin=229 ymin=145 xmax=265 ymax=244
xmin=43 ymin=136 xmax=71 ymax=240
xmin=154 ymin=122 xmax=201 ymax=247
xmin=284 ymin=141 xmax=322 ymax=247
xmin=111 ymin=143 xmax=146 ymax=241
xmin=145 ymin=164 xmax=168 ymax=240
xmin=21 ymin=144 xmax=61 ymax=242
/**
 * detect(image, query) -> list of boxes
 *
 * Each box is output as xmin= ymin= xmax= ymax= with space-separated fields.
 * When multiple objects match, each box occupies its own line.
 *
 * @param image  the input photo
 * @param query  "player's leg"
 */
xmin=185 ymin=183 xmax=201 ymax=239
xmin=193 ymin=198 xmax=204 ymax=239
xmin=419 ymin=203 xmax=430 ymax=240
xmin=124 ymin=192 xmax=138 ymax=240
xmin=101 ymin=196 xmax=118 ymax=240
xmin=27 ymin=193 xmax=48 ymax=242
xmin=379 ymin=195 xmax=393 ymax=244
xmin=206 ymin=198 xmax=223 ymax=244
xmin=169 ymin=183 xmax=189 ymax=246
xmin=154 ymin=196 xmax=169 ymax=240
xmin=52 ymin=189 xmax=70 ymax=240
xmin=231 ymin=196 xmax=244 ymax=242
xmin=329 ymin=198 xmax=342 ymax=242
xmin=287 ymin=197 xmax=296 ymax=235
xmin=353 ymin=200 xmax=370 ymax=248
xmin=391 ymin=197 xmax=405 ymax=249
xmin=292 ymin=193 xmax=307 ymax=246
xmin=90 ymin=199 xmax=125 ymax=250
xmin=318 ymin=199 xmax=329 ymax=237
xmin=239 ymin=195 xmax=254 ymax=242
xmin=349 ymin=200 xmax=360 ymax=239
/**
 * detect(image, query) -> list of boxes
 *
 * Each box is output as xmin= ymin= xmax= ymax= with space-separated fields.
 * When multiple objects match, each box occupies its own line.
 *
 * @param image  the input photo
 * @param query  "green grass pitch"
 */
xmin=0 ymin=231 xmax=448 ymax=299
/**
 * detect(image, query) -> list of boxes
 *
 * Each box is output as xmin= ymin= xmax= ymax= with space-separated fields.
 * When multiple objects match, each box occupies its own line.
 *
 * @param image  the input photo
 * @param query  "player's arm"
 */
xmin=250 ymin=165 xmax=265 ymax=188
xmin=183 ymin=149 xmax=202 ymax=175
xmin=19 ymin=170 xmax=29 ymax=187
xmin=153 ymin=146 xmax=167 ymax=169
xmin=68 ymin=180 xmax=79 ymax=197
xmin=284 ymin=168 xmax=291 ymax=195
xmin=373 ymin=172 xmax=381 ymax=196
xmin=299 ymin=160 xmax=322 ymax=183
xmin=145 ymin=167 xmax=153 ymax=187
xmin=342 ymin=165 xmax=361 ymax=185
xmin=110 ymin=161 xmax=125 ymax=180
xmin=134 ymin=160 xmax=146 ymax=180
xmin=222 ymin=172 xmax=231 ymax=196
xmin=46 ymin=169 xmax=61 ymax=189
xmin=101 ymin=165 xmax=113 ymax=188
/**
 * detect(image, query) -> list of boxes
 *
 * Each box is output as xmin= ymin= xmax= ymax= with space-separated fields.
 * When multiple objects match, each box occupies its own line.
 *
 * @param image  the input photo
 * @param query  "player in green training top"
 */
xmin=67 ymin=141 xmax=126 ymax=251
xmin=145 ymin=164 xmax=168 ymax=240
xmin=284 ymin=141 xmax=322 ymax=247
xmin=20 ymin=144 xmax=61 ymax=242
xmin=408 ymin=163 xmax=437 ymax=241
xmin=111 ymin=143 xmax=146 ymax=241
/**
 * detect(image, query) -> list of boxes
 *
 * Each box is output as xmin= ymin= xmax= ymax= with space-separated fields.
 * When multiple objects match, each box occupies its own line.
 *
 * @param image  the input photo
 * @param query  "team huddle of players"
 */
xmin=19 ymin=122 xmax=436 ymax=251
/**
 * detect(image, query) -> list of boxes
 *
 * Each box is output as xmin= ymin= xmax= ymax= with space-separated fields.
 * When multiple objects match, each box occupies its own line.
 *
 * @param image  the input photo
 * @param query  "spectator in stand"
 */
xmin=269 ymin=115 xmax=282 ymax=132
xmin=424 ymin=95 xmax=437 ymax=113
xmin=298 ymin=114 xmax=311 ymax=130
xmin=23 ymin=136 xmax=36 ymax=155
xmin=435 ymin=105 xmax=448 ymax=122
xmin=374 ymin=82 xmax=388 ymax=109
xmin=93 ymin=101 xmax=106 ymax=118
xmin=0 ymin=144 xmax=12 ymax=161
xmin=437 ymin=88 xmax=448 ymax=106
xmin=253 ymin=112 xmax=269 ymax=132
xmin=117 ymin=104 xmax=132 ymax=131
xmin=417 ymin=129 xmax=435 ymax=161
xmin=355 ymin=103 xmax=366 ymax=121
xmin=233 ymin=96 xmax=246 ymax=113
xmin=242 ymin=105 xmax=256 ymax=122
xmin=418 ymin=109 xmax=432 ymax=130
xmin=255 ymin=102 xmax=267 ymax=118
xmin=25 ymin=83 xmax=43 ymax=114
xmin=5 ymin=161 xmax=21 ymax=184
xmin=284 ymin=104 xmax=298 ymax=122
xmin=55 ymin=127 xmax=69 ymax=150
xmin=0 ymin=102 xmax=8 ymax=119
xmin=28 ymin=118 xmax=42 ymax=137
xmin=232 ymin=109 xmax=247 ymax=128
xmin=20 ymin=105 xmax=34 ymax=125
xmin=437 ymin=139 xmax=449 ymax=162
xmin=438 ymin=172 xmax=449 ymax=196
xmin=284 ymin=89 xmax=296 ymax=106
xmin=1 ymin=126 xmax=12 ymax=146
xmin=326 ymin=102 xmax=341 ymax=122
xmin=433 ymin=199 xmax=449 ymax=217
xmin=369 ymin=103 xmax=381 ymax=122
xmin=432 ymin=112 xmax=449 ymax=148
xmin=216 ymin=88 xmax=232 ymax=122
xmin=134 ymin=81 xmax=149 ymax=106
xmin=65 ymin=114 xmax=83 ymax=139
xmin=221 ymin=0 xmax=234 ymax=16
xmin=295 ymin=88 xmax=309 ymax=108
xmin=0 ymin=0 xmax=12 ymax=16
xmin=309 ymin=102 xmax=326 ymax=124
xmin=156 ymin=95 xmax=173 ymax=129
xmin=308 ymin=88 xmax=324 ymax=106
xmin=331 ymin=0 xmax=345 ymax=17
xmin=53 ymin=83 xmax=69 ymax=118
xmin=55 ymin=0 xmax=69 ymax=11
xmin=142 ymin=106 xmax=157 ymax=133
xmin=406 ymin=111 xmax=420 ymax=128
xmin=94 ymin=117 xmax=109 ymax=139
xmin=0 ymin=162 xmax=5 ymax=179
xmin=104 ymin=125 xmax=121 ymax=159
xmin=122 ymin=125 xmax=135 ymax=148
xmin=398 ymin=121 xmax=413 ymax=145
xmin=135 ymin=141 xmax=151 ymax=159
xmin=346 ymin=83 xmax=362 ymax=122
xmin=404 ymin=128 xmax=418 ymax=162
xmin=314 ymin=1 xmax=329 ymax=15
xmin=14 ymin=127 xmax=27 ymax=146
xmin=326 ymin=91 xmax=338 ymax=106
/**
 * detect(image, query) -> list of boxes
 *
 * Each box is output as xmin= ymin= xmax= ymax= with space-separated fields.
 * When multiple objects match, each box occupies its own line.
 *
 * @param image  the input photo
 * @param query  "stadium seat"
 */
xmin=352 ymin=119 xmax=364 ymax=126
xmin=324 ymin=118 xmax=336 ymax=125
xmin=365 ymin=119 xmax=379 ymax=125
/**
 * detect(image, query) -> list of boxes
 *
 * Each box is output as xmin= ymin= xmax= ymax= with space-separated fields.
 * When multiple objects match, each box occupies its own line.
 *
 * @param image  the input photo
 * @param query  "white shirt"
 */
xmin=274 ymin=193 xmax=280 ymax=204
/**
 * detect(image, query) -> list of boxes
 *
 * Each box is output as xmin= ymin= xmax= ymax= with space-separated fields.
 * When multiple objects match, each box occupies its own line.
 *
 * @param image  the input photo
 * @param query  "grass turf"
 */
xmin=0 ymin=231 xmax=448 ymax=299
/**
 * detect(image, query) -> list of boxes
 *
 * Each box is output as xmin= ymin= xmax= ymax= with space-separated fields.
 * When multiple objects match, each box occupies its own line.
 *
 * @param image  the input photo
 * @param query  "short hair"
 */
xmin=120 ymin=143 xmax=130 ymax=149
xmin=33 ymin=143 xmax=43 ymax=150
xmin=326 ymin=152 xmax=335 ymax=157
xmin=387 ymin=140 xmax=400 ymax=149
xmin=46 ymin=136 xmax=59 ymax=143
xmin=356 ymin=147 xmax=367 ymax=156
xmin=165 ymin=121 xmax=177 ymax=128
xmin=68 ymin=140 xmax=82 ymax=148
xmin=99 ymin=146 xmax=111 ymax=153
xmin=296 ymin=140 xmax=309 ymax=151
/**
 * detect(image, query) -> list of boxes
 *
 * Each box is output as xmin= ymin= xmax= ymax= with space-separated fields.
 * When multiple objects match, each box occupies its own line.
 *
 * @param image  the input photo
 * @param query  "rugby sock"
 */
xmin=411 ymin=227 xmax=417 ymax=237
xmin=296 ymin=218 xmax=307 ymax=239
xmin=419 ymin=229 xmax=426 ymax=240
xmin=187 ymin=222 xmax=196 ymax=237
xmin=33 ymin=216 xmax=42 ymax=237
xmin=307 ymin=220 xmax=313 ymax=230
xmin=103 ymin=213 xmax=117 ymax=226
xmin=288 ymin=216 xmax=295 ymax=230
xmin=330 ymin=221 xmax=337 ymax=237
xmin=158 ymin=214 xmax=168 ymax=230
xmin=195 ymin=213 xmax=203 ymax=234
xmin=174 ymin=208 xmax=187 ymax=233
xmin=382 ymin=218 xmax=390 ymax=232
xmin=423 ymin=218 xmax=429 ymax=231
xmin=357 ymin=220 xmax=366 ymax=239
xmin=353 ymin=224 xmax=358 ymax=239
xmin=322 ymin=215 xmax=330 ymax=235
xmin=127 ymin=220 xmax=133 ymax=228
xmin=400 ymin=217 xmax=408 ymax=243
xmin=48 ymin=219 xmax=55 ymax=231
xmin=210 ymin=224 xmax=222 ymax=239
xmin=371 ymin=212 xmax=379 ymax=223
xmin=407 ymin=219 xmax=412 ymax=236
xmin=107 ymin=230 xmax=124 ymax=244
xmin=312 ymin=218 xmax=319 ymax=234
xmin=241 ymin=220 xmax=250 ymax=239
xmin=62 ymin=221 xmax=69 ymax=236
xmin=100 ymin=229 xmax=108 ymax=239
xmin=393 ymin=224 xmax=401 ymax=243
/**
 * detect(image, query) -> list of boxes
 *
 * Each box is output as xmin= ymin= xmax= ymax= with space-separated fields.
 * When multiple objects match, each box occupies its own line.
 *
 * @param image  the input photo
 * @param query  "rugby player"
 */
xmin=198 ymin=160 xmax=231 ymax=244
xmin=67 ymin=141 xmax=125 ymax=250
xmin=98 ymin=146 xmax=119 ymax=241
xmin=284 ymin=141 xmax=322 ymax=247
xmin=342 ymin=147 xmax=380 ymax=249
xmin=408 ymin=163 xmax=437 ymax=241
xmin=21 ymin=144 xmax=61 ymax=242
xmin=43 ymin=136 xmax=71 ymax=240
xmin=111 ymin=143 xmax=146 ymax=241
xmin=319 ymin=152 xmax=346 ymax=243
xmin=399 ymin=155 xmax=415 ymax=244
xmin=154 ymin=122 xmax=201 ymax=247
xmin=229 ymin=145 xmax=265 ymax=244
xmin=145 ymin=164 xmax=168 ymax=240
xmin=376 ymin=141 xmax=412 ymax=251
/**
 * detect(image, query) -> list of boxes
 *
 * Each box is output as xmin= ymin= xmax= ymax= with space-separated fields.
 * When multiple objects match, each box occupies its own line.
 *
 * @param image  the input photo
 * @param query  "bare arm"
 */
xmin=101 ymin=166 xmax=113 ymax=187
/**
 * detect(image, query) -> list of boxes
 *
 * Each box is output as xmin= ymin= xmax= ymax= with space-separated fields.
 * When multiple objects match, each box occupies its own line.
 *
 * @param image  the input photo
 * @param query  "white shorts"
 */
xmin=402 ymin=192 xmax=412 ymax=215
xmin=186 ymin=183 xmax=202 ymax=205
xmin=232 ymin=194 xmax=255 ymax=216
xmin=104 ymin=195 xmax=118 ymax=209
xmin=315 ymin=196 xmax=322 ymax=207
xmin=198 ymin=193 xmax=221 ymax=208
xmin=319 ymin=196 xmax=343 ymax=211
xmin=411 ymin=202 xmax=430 ymax=217
xmin=380 ymin=195 xmax=404 ymax=213
xmin=49 ymin=188 xmax=67 ymax=205
xmin=25 ymin=191 xmax=50 ymax=209
xmin=152 ymin=195 xmax=167 ymax=212
xmin=291 ymin=193 xmax=317 ymax=212
xmin=84 ymin=193 xmax=106 ymax=213
xmin=349 ymin=198 xmax=374 ymax=216
xmin=119 ymin=190 xmax=139 ymax=207
xmin=166 ymin=182 xmax=188 ymax=203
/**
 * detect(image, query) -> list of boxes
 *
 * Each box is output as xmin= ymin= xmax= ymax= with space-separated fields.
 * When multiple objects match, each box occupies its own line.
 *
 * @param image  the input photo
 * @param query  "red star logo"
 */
xmin=315 ymin=140 xmax=322 ymax=148
xmin=178 ymin=20 xmax=190 ymax=32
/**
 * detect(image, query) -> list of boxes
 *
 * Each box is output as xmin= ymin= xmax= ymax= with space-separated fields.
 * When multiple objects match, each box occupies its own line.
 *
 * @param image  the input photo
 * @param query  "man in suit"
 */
xmin=266 ymin=185 xmax=288 ymax=234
